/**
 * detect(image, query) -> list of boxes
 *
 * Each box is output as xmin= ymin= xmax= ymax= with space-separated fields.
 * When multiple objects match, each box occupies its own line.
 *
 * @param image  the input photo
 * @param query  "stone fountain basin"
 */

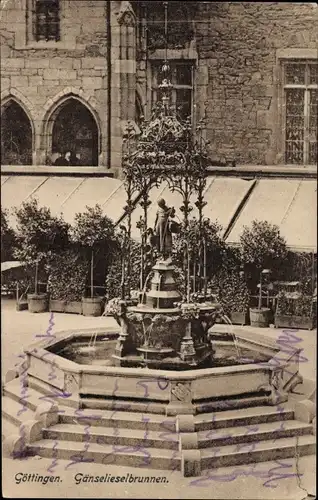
xmin=124 ymin=302 xmax=219 ymax=352
xmin=22 ymin=327 xmax=302 ymax=415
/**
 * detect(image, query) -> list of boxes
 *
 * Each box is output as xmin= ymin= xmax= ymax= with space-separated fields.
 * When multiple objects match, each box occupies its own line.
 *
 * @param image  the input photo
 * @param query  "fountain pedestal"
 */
xmin=112 ymin=259 xmax=219 ymax=369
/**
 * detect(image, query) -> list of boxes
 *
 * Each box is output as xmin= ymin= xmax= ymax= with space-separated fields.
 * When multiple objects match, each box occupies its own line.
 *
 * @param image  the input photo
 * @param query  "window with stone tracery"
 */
xmin=151 ymin=61 xmax=194 ymax=122
xmin=284 ymin=61 xmax=317 ymax=164
xmin=33 ymin=0 xmax=60 ymax=42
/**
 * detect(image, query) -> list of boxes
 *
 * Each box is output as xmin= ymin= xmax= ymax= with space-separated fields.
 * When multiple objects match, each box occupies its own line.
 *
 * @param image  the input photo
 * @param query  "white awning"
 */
xmin=1 ymin=261 xmax=25 ymax=273
xmin=1 ymin=175 xmax=316 ymax=253
xmin=225 ymin=179 xmax=317 ymax=252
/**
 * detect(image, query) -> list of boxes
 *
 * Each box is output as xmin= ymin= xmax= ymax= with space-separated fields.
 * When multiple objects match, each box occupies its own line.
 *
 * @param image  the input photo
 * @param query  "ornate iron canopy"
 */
xmin=120 ymin=1 xmax=212 ymax=301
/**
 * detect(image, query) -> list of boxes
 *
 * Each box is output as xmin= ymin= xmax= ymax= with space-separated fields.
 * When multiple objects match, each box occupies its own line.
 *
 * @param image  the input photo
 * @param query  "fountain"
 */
xmin=13 ymin=75 xmax=302 ymax=419
xmin=112 ymin=256 xmax=220 ymax=369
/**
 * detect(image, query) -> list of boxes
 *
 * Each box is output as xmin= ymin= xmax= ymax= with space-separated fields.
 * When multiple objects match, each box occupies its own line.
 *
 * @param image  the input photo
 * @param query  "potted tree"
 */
xmin=209 ymin=246 xmax=250 ymax=325
xmin=240 ymin=220 xmax=287 ymax=328
xmin=105 ymin=238 xmax=141 ymax=303
xmin=229 ymin=272 xmax=250 ymax=325
xmin=14 ymin=199 xmax=69 ymax=313
xmin=249 ymin=268 xmax=272 ymax=327
xmin=211 ymin=268 xmax=250 ymax=325
xmin=1 ymin=208 xmax=17 ymax=262
xmin=71 ymin=205 xmax=118 ymax=317
xmin=47 ymin=249 xmax=87 ymax=314
xmin=174 ymin=217 xmax=226 ymax=284
xmin=275 ymin=291 xmax=315 ymax=330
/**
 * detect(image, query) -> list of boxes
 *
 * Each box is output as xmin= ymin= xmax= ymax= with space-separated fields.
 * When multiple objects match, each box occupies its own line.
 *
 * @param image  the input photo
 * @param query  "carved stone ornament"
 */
xmin=117 ymin=1 xmax=136 ymax=26
xmin=180 ymin=304 xmax=201 ymax=320
xmin=64 ymin=372 xmax=79 ymax=392
xmin=271 ymin=369 xmax=283 ymax=391
xmin=171 ymin=382 xmax=192 ymax=402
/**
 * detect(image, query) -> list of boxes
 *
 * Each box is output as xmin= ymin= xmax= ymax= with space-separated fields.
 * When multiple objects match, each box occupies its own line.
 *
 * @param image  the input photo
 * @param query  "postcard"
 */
xmin=1 ymin=0 xmax=316 ymax=498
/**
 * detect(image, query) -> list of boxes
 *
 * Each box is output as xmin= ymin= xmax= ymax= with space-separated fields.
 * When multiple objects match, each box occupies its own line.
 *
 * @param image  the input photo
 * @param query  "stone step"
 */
xmin=3 ymin=379 xmax=177 ymax=432
xmin=195 ymin=395 xmax=271 ymax=413
xmin=200 ymin=435 xmax=316 ymax=469
xmin=43 ymin=423 xmax=179 ymax=450
xmin=27 ymin=439 xmax=182 ymax=471
xmin=26 ymin=377 xmax=166 ymax=414
xmin=60 ymin=408 xmax=177 ymax=432
xmin=2 ymin=396 xmax=35 ymax=427
xmin=2 ymin=417 xmax=22 ymax=441
xmin=80 ymin=397 xmax=166 ymax=414
xmin=3 ymin=379 xmax=45 ymax=412
xmin=195 ymin=405 xmax=294 ymax=431
xmin=197 ymin=419 xmax=313 ymax=448
xmin=27 ymin=377 xmax=79 ymax=409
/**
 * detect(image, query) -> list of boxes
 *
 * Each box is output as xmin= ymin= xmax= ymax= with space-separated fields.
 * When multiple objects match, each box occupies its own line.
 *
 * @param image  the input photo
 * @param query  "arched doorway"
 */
xmin=52 ymin=98 xmax=99 ymax=166
xmin=1 ymin=100 xmax=33 ymax=165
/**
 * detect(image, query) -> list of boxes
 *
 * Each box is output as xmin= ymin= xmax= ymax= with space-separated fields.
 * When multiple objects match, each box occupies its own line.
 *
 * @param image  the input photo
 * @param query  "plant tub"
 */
xmin=230 ymin=310 xmax=250 ymax=326
xmin=82 ymin=297 xmax=103 ymax=317
xmin=249 ymin=307 xmax=271 ymax=328
xmin=49 ymin=299 xmax=67 ymax=313
xmin=27 ymin=293 xmax=48 ymax=313
xmin=274 ymin=314 xmax=314 ymax=331
xmin=65 ymin=301 xmax=83 ymax=315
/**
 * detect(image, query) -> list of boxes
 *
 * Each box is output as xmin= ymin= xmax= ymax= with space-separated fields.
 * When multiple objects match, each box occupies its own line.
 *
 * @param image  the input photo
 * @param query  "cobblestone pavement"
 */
xmin=1 ymin=298 xmax=316 ymax=499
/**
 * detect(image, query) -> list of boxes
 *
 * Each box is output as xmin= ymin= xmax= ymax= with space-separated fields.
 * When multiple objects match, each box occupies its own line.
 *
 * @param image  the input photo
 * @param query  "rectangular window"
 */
xmin=34 ymin=0 xmax=60 ymax=42
xmin=284 ymin=61 xmax=318 ymax=164
xmin=151 ymin=61 xmax=194 ymax=123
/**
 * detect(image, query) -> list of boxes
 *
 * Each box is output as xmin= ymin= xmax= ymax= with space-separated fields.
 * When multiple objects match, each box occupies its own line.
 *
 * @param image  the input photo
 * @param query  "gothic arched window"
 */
xmin=1 ymin=100 xmax=33 ymax=165
xmin=51 ymin=98 xmax=99 ymax=166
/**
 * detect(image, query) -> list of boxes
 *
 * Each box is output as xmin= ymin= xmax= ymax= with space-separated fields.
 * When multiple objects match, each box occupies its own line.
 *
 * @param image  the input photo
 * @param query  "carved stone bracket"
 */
xmin=167 ymin=381 xmax=194 ymax=415
xmin=270 ymin=368 xmax=288 ymax=405
xmin=64 ymin=372 xmax=79 ymax=394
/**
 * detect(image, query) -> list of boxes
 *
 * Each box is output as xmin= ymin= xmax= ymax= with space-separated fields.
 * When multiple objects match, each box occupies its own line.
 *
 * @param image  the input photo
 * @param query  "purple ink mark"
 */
xmin=263 ymin=460 xmax=303 ymax=488
xmin=38 ymin=387 xmax=72 ymax=403
xmin=190 ymin=463 xmax=271 ymax=486
xmin=158 ymin=419 xmax=180 ymax=473
xmin=35 ymin=312 xmax=56 ymax=339
xmin=204 ymin=414 xmax=233 ymax=442
xmin=64 ymin=407 xmax=97 ymax=469
xmin=47 ymin=434 xmax=59 ymax=474
xmin=103 ymin=379 xmax=152 ymax=466
xmin=190 ymin=328 xmax=307 ymax=487
xmin=37 ymin=351 xmax=69 ymax=474
xmin=157 ymin=377 xmax=169 ymax=391
xmin=17 ymin=357 xmax=29 ymax=417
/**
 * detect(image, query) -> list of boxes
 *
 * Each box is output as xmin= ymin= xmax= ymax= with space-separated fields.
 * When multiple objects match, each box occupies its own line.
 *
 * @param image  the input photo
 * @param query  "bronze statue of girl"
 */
xmin=154 ymin=198 xmax=179 ymax=259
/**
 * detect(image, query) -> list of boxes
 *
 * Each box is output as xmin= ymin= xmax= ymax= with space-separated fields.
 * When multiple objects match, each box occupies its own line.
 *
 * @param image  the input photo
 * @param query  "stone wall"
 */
xmin=1 ymin=1 xmax=317 ymax=169
xmin=0 ymin=0 xmax=113 ymax=166
xmin=194 ymin=2 xmax=318 ymax=164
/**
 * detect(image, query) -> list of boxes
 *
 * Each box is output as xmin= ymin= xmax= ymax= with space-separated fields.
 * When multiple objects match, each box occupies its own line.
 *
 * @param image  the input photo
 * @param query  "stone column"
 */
xmin=111 ymin=1 xmax=137 ymax=174
xmin=179 ymin=305 xmax=199 ymax=366
xmin=34 ymin=118 xmax=44 ymax=165
xmin=179 ymin=321 xmax=197 ymax=365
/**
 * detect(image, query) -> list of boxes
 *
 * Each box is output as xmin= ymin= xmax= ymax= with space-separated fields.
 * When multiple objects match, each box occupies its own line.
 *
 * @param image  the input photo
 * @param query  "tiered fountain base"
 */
xmin=3 ymin=325 xmax=314 ymax=478
xmin=112 ymin=259 xmax=219 ymax=369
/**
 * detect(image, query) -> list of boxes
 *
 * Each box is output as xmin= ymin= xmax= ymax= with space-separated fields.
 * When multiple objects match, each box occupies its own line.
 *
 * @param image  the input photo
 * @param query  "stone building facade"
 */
xmin=1 ymin=0 xmax=137 ymax=171
xmin=1 ymin=1 xmax=317 ymax=173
